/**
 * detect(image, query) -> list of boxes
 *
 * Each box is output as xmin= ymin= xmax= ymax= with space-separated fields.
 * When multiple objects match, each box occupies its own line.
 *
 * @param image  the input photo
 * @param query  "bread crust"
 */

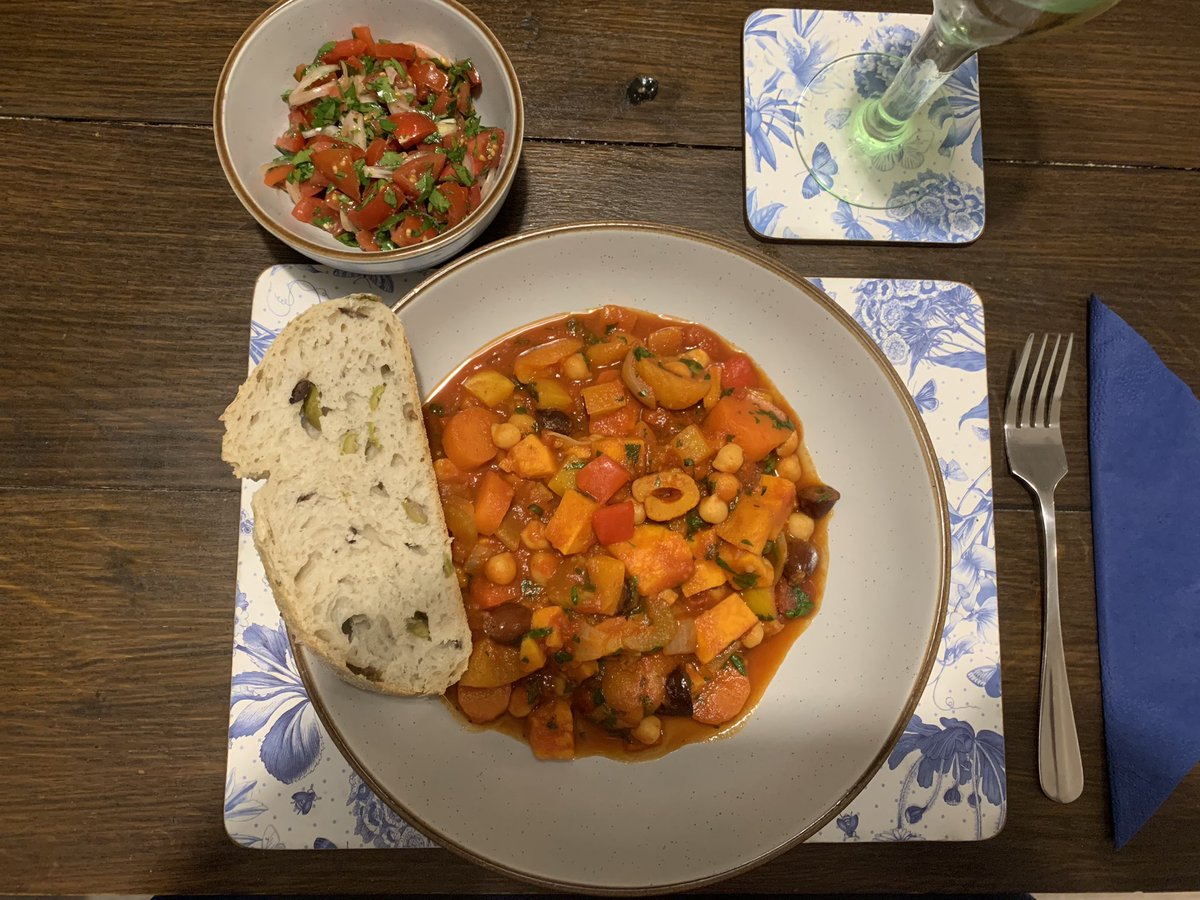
xmin=222 ymin=294 xmax=471 ymax=696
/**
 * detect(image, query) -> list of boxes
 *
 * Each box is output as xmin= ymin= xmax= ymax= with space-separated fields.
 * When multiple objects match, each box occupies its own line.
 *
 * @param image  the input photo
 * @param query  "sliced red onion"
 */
xmin=288 ymin=64 xmax=338 ymax=106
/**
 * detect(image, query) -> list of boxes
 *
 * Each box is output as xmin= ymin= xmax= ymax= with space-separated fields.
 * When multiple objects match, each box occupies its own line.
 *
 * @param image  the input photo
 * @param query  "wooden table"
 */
xmin=2 ymin=0 xmax=1198 ymax=893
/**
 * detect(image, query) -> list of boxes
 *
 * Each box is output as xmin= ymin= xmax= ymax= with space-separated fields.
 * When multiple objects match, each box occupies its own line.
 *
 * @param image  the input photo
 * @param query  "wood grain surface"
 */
xmin=1 ymin=0 xmax=1198 ymax=893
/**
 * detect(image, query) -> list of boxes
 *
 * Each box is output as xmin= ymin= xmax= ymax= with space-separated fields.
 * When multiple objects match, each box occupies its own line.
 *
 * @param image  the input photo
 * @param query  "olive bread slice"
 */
xmin=221 ymin=294 xmax=470 ymax=696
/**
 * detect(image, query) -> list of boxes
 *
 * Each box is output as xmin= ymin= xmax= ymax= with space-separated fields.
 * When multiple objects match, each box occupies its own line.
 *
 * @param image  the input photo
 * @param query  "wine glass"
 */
xmin=793 ymin=0 xmax=1122 ymax=211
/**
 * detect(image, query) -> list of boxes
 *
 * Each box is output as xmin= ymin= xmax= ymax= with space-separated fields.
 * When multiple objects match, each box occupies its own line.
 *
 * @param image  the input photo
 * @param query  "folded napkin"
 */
xmin=1089 ymin=296 xmax=1200 ymax=848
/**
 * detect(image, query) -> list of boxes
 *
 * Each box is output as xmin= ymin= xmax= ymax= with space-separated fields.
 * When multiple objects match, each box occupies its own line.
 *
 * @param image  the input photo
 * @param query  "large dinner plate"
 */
xmin=296 ymin=223 xmax=949 ymax=892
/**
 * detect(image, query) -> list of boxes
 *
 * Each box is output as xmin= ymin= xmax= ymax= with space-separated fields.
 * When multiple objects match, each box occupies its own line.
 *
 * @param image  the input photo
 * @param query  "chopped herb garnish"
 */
xmin=526 ymin=680 xmax=542 ymax=705
xmin=570 ymin=586 xmax=580 ymax=606
xmin=526 ymin=627 xmax=553 ymax=640
xmin=625 ymin=443 xmax=640 ymax=468
xmin=565 ymin=459 xmax=587 ymax=471
xmin=728 ymin=654 xmax=747 ymax=676
xmin=733 ymin=571 xmax=758 ymax=590
xmin=721 ymin=387 xmax=735 ymax=397
xmin=464 ymin=112 xmax=482 ymax=137
xmin=763 ymin=452 xmax=778 ymax=475
xmin=314 ymin=40 xmax=336 ymax=62
xmin=679 ymin=357 xmax=705 ymax=373
xmin=520 ymin=578 xmax=542 ymax=598
xmin=685 ymin=508 xmax=704 ymax=538
xmin=379 ymin=117 xmax=397 ymax=133
xmin=378 ymin=151 xmax=407 ymax=168
xmin=553 ymin=650 xmax=573 ymax=665
xmin=427 ymin=187 xmax=450 ymax=214
xmin=529 ymin=504 xmax=544 ymax=518
xmin=786 ymin=586 xmax=814 ymax=618
xmin=633 ymin=346 xmax=654 ymax=361
xmin=683 ymin=457 xmax=694 ymax=467
xmin=605 ymin=323 xmax=619 ymax=334
xmin=309 ymin=96 xmax=341 ymax=127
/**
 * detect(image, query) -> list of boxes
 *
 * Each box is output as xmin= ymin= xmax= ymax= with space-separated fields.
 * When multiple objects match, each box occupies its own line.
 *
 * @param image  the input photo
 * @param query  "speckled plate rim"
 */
xmin=293 ymin=221 xmax=950 ymax=893
xmin=212 ymin=0 xmax=524 ymax=265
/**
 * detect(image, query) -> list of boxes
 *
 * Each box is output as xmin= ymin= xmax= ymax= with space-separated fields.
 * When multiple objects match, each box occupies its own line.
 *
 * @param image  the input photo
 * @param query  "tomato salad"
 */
xmin=262 ymin=26 xmax=506 ymax=252
xmin=425 ymin=306 xmax=841 ymax=761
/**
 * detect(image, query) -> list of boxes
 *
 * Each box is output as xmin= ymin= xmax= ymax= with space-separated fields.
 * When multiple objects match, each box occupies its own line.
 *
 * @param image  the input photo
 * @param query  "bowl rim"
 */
xmin=212 ymin=0 xmax=524 ymax=263
xmin=293 ymin=221 xmax=951 ymax=893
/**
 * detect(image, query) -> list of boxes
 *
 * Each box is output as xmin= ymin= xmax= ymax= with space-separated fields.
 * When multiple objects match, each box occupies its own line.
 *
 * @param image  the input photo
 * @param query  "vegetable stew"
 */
xmin=424 ymin=306 xmax=840 ymax=760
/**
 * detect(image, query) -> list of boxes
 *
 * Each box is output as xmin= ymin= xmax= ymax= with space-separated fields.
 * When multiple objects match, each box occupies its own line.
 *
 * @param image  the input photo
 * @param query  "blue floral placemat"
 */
xmin=225 ymin=266 xmax=1004 ymax=848
xmin=744 ymin=10 xmax=985 ymax=244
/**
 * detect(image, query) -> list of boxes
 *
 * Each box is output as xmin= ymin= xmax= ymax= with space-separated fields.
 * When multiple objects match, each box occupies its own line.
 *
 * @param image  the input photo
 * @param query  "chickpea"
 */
xmin=520 ymin=520 xmax=551 ymax=550
xmin=484 ymin=551 xmax=517 ymax=585
xmin=507 ymin=687 xmax=534 ymax=718
xmin=682 ymin=347 xmax=711 ymax=367
xmin=632 ymin=501 xmax=647 ymax=525
xmin=698 ymin=494 xmax=729 ymax=524
xmin=713 ymin=442 xmax=745 ymax=474
xmin=508 ymin=412 xmax=536 ymax=435
xmin=778 ymin=429 xmax=799 ymax=457
xmin=490 ymin=422 xmax=521 ymax=450
xmin=741 ymin=622 xmax=764 ymax=649
xmin=631 ymin=715 xmax=663 ymax=745
xmin=562 ymin=352 xmax=590 ymax=381
xmin=712 ymin=472 xmax=740 ymax=502
xmin=776 ymin=454 xmax=803 ymax=482
xmin=529 ymin=550 xmax=559 ymax=586
xmin=787 ymin=511 xmax=815 ymax=542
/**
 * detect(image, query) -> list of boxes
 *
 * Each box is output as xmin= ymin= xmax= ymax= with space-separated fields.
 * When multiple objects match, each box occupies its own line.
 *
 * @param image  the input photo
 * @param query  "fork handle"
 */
xmin=1036 ymin=493 xmax=1084 ymax=803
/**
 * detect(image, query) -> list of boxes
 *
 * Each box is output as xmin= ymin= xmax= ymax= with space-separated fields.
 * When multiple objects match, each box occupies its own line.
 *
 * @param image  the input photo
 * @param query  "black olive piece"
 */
xmin=535 ymin=409 xmax=573 ymax=435
xmin=483 ymin=603 xmax=533 ymax=645
xmin=795 ymin=484 xmax=841 ymax=520
xmin=290 ymin=379 xmax=313 ymax=404
xmin=781 ymin=537 xmax=819 ymax=583
xmin=660 ymin=667 xmax=693 ymax=717
xmin=626 ymin=74 xmax=659 ymax=104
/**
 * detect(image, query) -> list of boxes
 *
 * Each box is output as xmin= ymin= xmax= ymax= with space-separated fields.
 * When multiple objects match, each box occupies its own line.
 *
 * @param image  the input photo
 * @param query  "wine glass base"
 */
xmin=794 ymin=52 xmax=960 ymax=211
xmin=742 ymin=9 xmax=984 ymax=244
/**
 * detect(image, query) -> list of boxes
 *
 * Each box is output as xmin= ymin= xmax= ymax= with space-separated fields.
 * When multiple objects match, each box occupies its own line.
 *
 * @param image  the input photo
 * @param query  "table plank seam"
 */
xmin=4 ymin=113 xmax=1197 ymax=173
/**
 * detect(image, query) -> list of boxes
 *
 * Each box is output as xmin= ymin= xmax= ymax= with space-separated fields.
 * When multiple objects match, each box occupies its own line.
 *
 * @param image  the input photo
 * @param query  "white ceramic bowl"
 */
xmin=296 ymin=224 xmax=950 ymax=892
xmin=214 ymin=0 xmax=523 ymax=274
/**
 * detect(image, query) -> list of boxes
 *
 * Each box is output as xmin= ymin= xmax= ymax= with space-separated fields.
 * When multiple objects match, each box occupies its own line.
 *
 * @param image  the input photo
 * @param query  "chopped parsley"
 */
xmin=464 ymin=112 xmax=482 ymax=137
xmin=685 ymin=508 xmax=704 ymax=539
xmin=526 ymin=627 xmax=553 ymax=640
xmin=763 ymin=452 xmax=778 ymax=475
xmin=679 ymin=357 xmax=705 ymax=373
xmin=520 ymin=578 xmax=542 ymax=598
xmin=528 ymin=504 xmax=544 ymax=517
xmin=426 ymin=188 xmax=451 ymax=214
xmin=633 ymin=346 xmax=654 ymax=361
xmin=728 ymin=654 xmax=747 ymax=676
xmin=785 ymin=586 xmax=814 ymax=618
xmin=732 ymin=571 xmax=758 ymax=591
xmin=309 ymin=96 xmax=341 ymax=128
xmin=378 ymin=151 xmax=408 ymax=168
xmin=625 ymin=443 xmax=640 ymax=468
xmin=553 ymin=650 xmax=573 ymax=665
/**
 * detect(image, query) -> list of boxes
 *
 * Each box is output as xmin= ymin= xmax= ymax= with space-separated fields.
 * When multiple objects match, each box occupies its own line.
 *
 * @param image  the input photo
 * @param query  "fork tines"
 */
xmin=1005 ymin=333 xmax=1074 ymax=430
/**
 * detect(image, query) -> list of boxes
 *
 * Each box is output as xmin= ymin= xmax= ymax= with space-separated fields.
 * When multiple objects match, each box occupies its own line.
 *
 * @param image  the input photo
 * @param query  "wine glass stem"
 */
xmin=860 ymin=17 xmax=979 ymax=144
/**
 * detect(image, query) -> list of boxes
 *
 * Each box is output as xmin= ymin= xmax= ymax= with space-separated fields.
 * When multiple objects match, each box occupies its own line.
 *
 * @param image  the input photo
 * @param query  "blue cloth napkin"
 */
xmin=1089 ymin=296 xmax=1200 ymax=848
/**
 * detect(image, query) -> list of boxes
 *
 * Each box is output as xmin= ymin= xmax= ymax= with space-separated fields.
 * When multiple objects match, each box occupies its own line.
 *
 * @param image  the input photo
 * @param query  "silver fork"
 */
xmin=1004 ymin=333 xmax=1084 ymax=804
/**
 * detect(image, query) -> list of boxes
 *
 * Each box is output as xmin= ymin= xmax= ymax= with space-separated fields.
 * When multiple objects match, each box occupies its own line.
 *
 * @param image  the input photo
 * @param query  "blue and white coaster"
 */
xmin=743 ymin=10 xmax=986 ymax=244
xmin=225 ymin=266 xmax=1004 ymax=848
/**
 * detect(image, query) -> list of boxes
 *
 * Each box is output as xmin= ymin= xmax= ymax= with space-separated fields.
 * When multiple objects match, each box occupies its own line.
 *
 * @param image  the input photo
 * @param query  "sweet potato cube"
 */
xmin=528 ymin=698 xmax=575 ymax=760
xmin=694 ymin=593 xmax=759 ymax=663
xmin=702 ymin=388 xmax=795 ymax=462
xmin=532 ymin=377 xmax=574 ymax=412
xmin=531 ymin=605 xmax=569 ymax=649
xmin=688 ymin=527 xmax=719 ymax=562
xmin=463 ymin=369 xmax=515 ymax=407
xmin=459 ymin=637 xmax=524 ymax=688
xmin=716 ymin=475 xmax=797 ymax=554
xmin=579 ymin=554 xmax=626 ymax=615
xmin=506 ymin=435 xmax=558 ymax=479
xmin=544 ymin=489 xmax=598 ymax=555
xmin=668 ymin=424 xmax=713 ymax=466
xmin=682 ymin=559 xmax=727 ymax=597
xmin=581 ymin=381 xmax=631 ymax=417
xmin=607 ymin=524 xmax=696 ymax=598
xmin=593 ymin=436 xmax=646 ymax=474
xmin=519 ymin=634 xmax=547 ymax=674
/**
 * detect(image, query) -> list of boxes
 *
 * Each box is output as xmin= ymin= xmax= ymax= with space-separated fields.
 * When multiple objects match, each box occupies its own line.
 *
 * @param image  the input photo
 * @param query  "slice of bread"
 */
xmin=222 ymin=293 xmax=470 ymax=696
